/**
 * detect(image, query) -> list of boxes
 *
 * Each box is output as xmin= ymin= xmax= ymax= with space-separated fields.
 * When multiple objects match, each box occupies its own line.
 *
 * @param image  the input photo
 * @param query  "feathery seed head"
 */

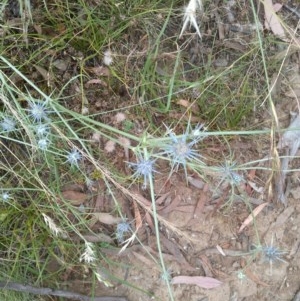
xmin=103 ymin=50 xmax=113 ymax=66
xmin=179 ymin=0 xmax=203 ymax=38
xmin=80 ymin=242 xmax=96 ymax=264
xmin=42 ymin=213 xmax=65 ymax=237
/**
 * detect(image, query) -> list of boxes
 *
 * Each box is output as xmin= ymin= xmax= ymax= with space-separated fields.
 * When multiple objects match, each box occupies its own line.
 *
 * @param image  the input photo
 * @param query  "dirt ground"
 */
xmin=3 ymin=0 xmax=300 ymax=301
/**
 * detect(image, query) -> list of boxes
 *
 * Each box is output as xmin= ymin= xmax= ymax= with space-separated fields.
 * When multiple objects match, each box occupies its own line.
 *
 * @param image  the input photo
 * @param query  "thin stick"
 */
xmin=0 ymin=281 xmax=127 ymax=301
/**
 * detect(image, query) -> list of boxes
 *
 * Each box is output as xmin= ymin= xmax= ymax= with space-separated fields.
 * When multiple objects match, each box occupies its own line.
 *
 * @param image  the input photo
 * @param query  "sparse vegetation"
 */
xmin=0 ymin=0 xmax=299 ymax=301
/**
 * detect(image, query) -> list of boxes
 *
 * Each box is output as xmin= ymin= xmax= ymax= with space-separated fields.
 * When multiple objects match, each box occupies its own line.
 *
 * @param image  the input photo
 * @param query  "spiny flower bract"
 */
xmin=262 ymin=244 xmax=287 ymax=264
xmin=218 ymin=161 xmax=244 ymax=185
xmin=38 ymin=138 xmax=50 ymax=150
xmin=66 ymin=149 xmax=82 ymax=166
xmin=1 ymin=191 xmax=11 ymax=202
xmin=28 ymin=101 xmax=49 ymax=122
xmin=35 ymin=123 xmax=50 ymax=137
xmin=160 ymin=123 xmax=205 ymax=176
xmin=116 ymin=221 xmax=131 ymax=243
xmin=0 ymin=117 xmax=16 ymax=132
xmin=129 ymin=153 xmax=156 ymax=189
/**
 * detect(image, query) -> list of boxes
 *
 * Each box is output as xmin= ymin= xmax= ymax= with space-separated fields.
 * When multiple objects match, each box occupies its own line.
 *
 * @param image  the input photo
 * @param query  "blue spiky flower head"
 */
xmin=116 ymin=221 xmax=131 ymax=243
xmin=262 ymin=244 xmax=287 ymax=264
xmin=66 ymin=149 xmax=82 ymax=167
xmin=0 ymin=116 xmax=16 ymax=132
xmin=128 ymin=151 xmax=156 ymax=189
xmin=28 ymin=101 xmax=50 ymax=123
xmin=38 ymin=138 xmax=50 ymax=150
xmin=35 ymin=123 xmax=50 ymax=137
xmin=1 ymin=191 xmax=11 ymax=202
xmin=218 ymin=160 xmax=244 ymax=186
xmin=159 ymin=122 xmax=206 ymax=177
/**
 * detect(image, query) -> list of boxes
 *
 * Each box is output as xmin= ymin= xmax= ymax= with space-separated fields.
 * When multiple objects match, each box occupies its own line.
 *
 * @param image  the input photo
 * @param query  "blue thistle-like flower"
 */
xmin=28 ymin=101 xmax=50 ymax=122
xmin=215 ymin=160 xmax=244 ymax=186
xmin=38 ymin=138 xmax=50 ymax=150
xmin=160 ymin=123 xmax=205 ymax=176
xmin=0 ymin=117 xmax=16 ymax=132
xmin=1 ymin=191 xmax=11 ymax=203
xmin=236 ymin=270 xmax=247 ymax=282
xmin=116 ymin=222 xmax=131 ymax=243
xmin=129 ymin=153 xmax=156 ymax=189
xmin=161 ymin=269 xmax=172 ymax=283
xmin=66 ymin=149 xmax=82 ymax=166
xmin=35 ymin=123 xmax=50 ymax=137
xmin=262 ymin=244 xmax=287 ymax=264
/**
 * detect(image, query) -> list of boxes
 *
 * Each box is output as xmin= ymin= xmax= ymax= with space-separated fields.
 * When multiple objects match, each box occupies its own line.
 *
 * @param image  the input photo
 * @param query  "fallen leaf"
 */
xmin=198 ymin=255 xmax=214 ymax=277
xmin=187 ymin=176 xmax=205 ymax=189
xmin=132 ymin=251 xmax=157 ymax=268
xmin=158 ymin=194 xmax=182 ymax=215
xmin=238 ymin=202 xmax=269 ymax=233
xmin=82 ymin=233 xmax=113 ymax=244
xmin=172 ymin=276 xmax=222 ymax=289
xmin=132 ymin=200 xmax=142 ymax=230
xmin=156 ymin=192 xmax=171 ymax=205
xmin=62 ymin=190 xmax=89 ymax=205
xmin=216 ymin=245 xmax=226 ymax=256
xmin=160 ymin=234 xmax=191 ymax=268
xmin=131 ymin=190 xmax=164 ymax=210
xmin=247 ymin=181 xmax=264 ymax=193
xmin=241 ymin=260 xmax=269 ymax=287
xmin=264 ymin=0 xmax=285 ymax=38
xmin=92 ymin=212 xmax=122 ymax=225
xmin=193 ymin=183 xmax=208 ymax=218
xmin=88 ymin=65 xmax=110 ymax=76
xmin=145 ymin=212 xmax=154 ymax=231
xmin=52 ymin=59 xmax=69 ymax=71
xmin=33 ymin=64 xmax=53 ymax=83
xmin=268 ymin=206 xmax=294 ymax=232
xmin=85 ymin=79 xmax=107 ymax=87
xmin=176 ymin=99 xmax=199 ymax=113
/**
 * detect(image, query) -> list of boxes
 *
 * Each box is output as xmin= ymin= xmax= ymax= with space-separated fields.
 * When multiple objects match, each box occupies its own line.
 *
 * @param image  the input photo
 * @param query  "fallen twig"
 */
xmin=0 ymin=281 xmax=128 ymax=301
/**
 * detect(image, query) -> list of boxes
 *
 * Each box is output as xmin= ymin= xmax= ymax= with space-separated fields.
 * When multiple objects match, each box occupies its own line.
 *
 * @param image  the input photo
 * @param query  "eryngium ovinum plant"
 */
xmin=0 ymin=56 xmax=245 ymax=301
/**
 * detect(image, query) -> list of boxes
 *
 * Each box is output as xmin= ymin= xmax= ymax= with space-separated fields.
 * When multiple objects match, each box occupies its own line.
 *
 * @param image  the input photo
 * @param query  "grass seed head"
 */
xmin=80 ymin=242 xmax=96 ymax=264
xmin=42 ymin=213 xmax=65 ymax=237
